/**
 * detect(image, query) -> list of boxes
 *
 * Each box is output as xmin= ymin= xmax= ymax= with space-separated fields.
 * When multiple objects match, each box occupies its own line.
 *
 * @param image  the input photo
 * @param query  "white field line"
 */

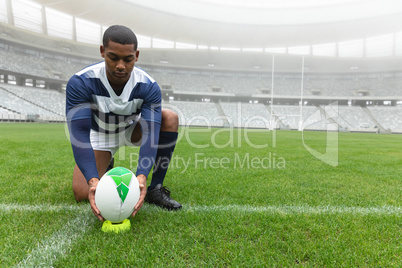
xmin=0 ymin=203 xmax=88 ymax=213
xmin=182 ymin=204 xmax=402 ymax=215
xmin=15 ymin=211 xmax=94 ymax=267
xmin=1 ymin=203 xmax=402 ymax=215
xmin=1 ymin=203 xmax=400 ymax=266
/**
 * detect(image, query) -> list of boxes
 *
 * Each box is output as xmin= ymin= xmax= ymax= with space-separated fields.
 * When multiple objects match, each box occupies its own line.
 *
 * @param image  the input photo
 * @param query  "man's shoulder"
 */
xmin=133 ymin=66 xmax=156 ymax=84
xmin=67 ymin=62 xmax=104 ymax=87
xmin=74 ymin=61 xmax=104 ymax=77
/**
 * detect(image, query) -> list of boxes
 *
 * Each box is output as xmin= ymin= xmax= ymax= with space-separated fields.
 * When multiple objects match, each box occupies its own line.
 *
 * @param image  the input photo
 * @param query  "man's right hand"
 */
xmin=132 ymin=174 xmax=147 ymax=217
xmin=88 ymin=178 xmax=104 ymax=221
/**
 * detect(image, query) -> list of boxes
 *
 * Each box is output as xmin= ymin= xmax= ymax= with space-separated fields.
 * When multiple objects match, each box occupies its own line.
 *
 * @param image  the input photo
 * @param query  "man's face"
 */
xmin=100 ymin=40 xmax=139 ymax=90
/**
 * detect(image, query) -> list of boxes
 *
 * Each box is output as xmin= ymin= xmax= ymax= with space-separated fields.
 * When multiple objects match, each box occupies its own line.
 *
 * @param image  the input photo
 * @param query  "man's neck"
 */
xmin=112 ymin=86 xmax=124 ymax=96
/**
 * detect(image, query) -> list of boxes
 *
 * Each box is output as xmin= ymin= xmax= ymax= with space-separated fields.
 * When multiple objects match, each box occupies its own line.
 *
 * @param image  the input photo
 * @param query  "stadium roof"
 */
xmin=26 ymin=0 xmax=401 ymax=47
xmin=2 ymin=0 xmax=402 ymax=57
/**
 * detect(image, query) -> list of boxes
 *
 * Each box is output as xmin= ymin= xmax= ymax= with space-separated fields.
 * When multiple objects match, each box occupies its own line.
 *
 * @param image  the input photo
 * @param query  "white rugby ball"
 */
xmin=95 ymin=167 xmax=140 ymax=223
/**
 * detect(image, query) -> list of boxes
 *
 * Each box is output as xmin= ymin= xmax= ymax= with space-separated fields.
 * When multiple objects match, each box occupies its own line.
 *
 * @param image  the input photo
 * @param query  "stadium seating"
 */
xmin=1 ymin=84 xmax=65 ymax=116
xmin=0 ymin=106 xmax=13 ymax=114
xmin=3 ymin=46 xmax=402 ymax=97
xmin=334 ymin=105 xmax=377 ymax=131
xmin=270 ymin=105 xmax=327 ymax=130
xmin=0 ymin=49 xmax=51 ymax=78
xmin=1 ymin=44 xmax=402 ymax=131
xmin=367 ymin=106 xmax=402 ymax=132
xmin=219 ymin=102 xmax=272 ymax=128
xmin=163 ymin=100 xmax=225 ymax=127
xmin=0 ymin=84 xmax=63 ymax=118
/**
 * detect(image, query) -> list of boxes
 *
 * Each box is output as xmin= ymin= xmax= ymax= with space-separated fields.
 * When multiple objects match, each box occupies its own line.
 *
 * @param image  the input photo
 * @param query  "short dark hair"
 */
xmin=102 ymin=25 xmax=138 ymax=50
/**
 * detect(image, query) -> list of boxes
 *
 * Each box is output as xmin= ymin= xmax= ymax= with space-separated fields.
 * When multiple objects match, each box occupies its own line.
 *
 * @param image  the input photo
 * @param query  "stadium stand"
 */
xmin=0 ymin=30 xmax=401 ymax=132
xmin=219 ymin=102 xmax=272 ymax=128
xmin=0 ymin=49 xmax=51 ymax=78
xmin=142 ymin=68 xmax=402 ymax=97
xmin=367 ymin=106 xmax=402 ymax=132
xmin=270 ymin=105 xmax=326 ymax=130
xmin=163 ymin=100 xmax=225 ymax=127
xmin=1 ymin=84 xmax=65 ymax=116
xmin=0 ymin=106 xmax=14 ymax=114
xmin=2 ymin=44 xmax=402 ymax=97
xmin=331 ymin=105 xmax=378 ymax=132
xmin=0 ymin=84 xmax=64 ymax=119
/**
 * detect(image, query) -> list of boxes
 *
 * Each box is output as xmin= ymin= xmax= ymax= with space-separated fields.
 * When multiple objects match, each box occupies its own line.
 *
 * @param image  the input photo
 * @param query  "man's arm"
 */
xmin=68 ymin=116 xmax=104 ymax=220
xmin=135 ymin=119 xmax=161 ymax=177
xmin=67 ymin=117 xmax=99 ymax=182
xmin=132 ymin=82 xmax=162 ymax=215
xmin=132 ymin=119 xmax=161 ymax=216
xmin=135 ymin=81 xmax=162 ymax=177
xmin=66 ymin=75 xmax=99 ymax=183
xmin=68 ymin=118 xmax=97 ymax=180
xmin=66 ymin=75 xmax=103 ymax=220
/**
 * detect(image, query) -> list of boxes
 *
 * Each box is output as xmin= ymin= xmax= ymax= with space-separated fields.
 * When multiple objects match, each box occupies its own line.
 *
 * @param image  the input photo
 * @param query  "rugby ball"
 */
xmin=95 ymin=167 xmax=140 ymax=223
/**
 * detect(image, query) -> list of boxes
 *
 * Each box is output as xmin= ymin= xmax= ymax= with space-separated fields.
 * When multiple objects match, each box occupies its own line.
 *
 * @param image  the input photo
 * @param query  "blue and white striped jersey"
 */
xmin=66 ymin=61 xmax=162 ymax=181
xmin=66 ymin=61 xmax=162 ymax=130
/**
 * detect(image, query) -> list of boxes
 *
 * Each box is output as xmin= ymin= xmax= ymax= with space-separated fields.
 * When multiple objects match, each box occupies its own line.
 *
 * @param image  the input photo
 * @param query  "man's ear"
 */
xmin=135 ymin=50 xmax=140 ymax=62
xmin=100 ymin=45 xmax=105 ymax=58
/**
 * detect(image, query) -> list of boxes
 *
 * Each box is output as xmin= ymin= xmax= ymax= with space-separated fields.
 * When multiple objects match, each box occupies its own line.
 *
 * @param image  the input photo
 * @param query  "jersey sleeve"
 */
xmin=66 ymin=75 xmax=99 ymax=182
xmin=66 ymin=75 xmax=93 ymax=121
xmin=67 ymin=118 xmax=99 ymax=182
xmin=139 ymin=82 xmax=162 ymax=124
xmin=135 ymin=82 xmax=162 ymax=177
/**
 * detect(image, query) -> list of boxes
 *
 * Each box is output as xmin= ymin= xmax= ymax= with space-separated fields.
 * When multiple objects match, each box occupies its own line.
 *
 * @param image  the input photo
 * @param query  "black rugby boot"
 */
xmin=145 ymin=184 xmax=182 ymax=210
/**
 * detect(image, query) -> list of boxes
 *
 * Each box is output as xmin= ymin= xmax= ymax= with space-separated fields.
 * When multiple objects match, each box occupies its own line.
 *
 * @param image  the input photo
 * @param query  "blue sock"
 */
xmin=149 ymin=131 xmax=178 ymax=190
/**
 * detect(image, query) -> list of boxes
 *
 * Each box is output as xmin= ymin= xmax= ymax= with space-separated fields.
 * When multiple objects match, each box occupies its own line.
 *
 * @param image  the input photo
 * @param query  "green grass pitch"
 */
xmin=0 ymin=123 xmax=401 ymax=267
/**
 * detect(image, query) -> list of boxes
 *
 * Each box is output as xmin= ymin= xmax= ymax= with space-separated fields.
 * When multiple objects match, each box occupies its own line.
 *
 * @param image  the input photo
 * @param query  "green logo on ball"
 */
xmin=107 ymin=167 xmax=132 ymax=202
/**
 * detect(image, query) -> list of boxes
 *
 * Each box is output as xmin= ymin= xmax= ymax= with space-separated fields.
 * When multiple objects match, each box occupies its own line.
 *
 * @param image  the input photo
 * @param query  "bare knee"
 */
xmin=73 ymin=183 xmax=89 ymax=202
xmin=74 ymin=193 xmax=88 ymax=203
xmin=71 ymin=151 xmax=111 ymax=202
xmin=161 ymin=109 xmax=179 ymax=132
xmin=72 ymin=165 xmax=89 ymax=202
